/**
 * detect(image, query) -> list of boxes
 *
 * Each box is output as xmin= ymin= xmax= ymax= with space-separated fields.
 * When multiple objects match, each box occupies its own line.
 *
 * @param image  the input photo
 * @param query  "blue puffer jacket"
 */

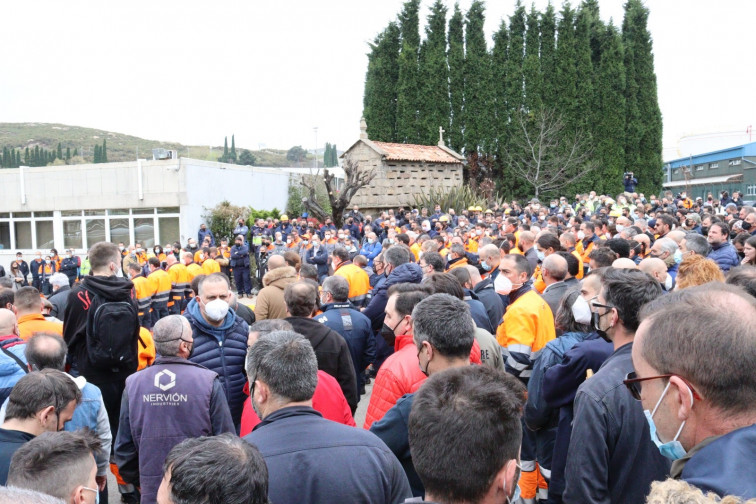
xmin=363 ymin=263 xmax=423 ymax=332
xmin=184 ymin=299 xmax=249 ymax=424
xmin=707 ymin=241 xmax=740 ymax=273
xmin=0 ymin=336 xmax=27 ymax=405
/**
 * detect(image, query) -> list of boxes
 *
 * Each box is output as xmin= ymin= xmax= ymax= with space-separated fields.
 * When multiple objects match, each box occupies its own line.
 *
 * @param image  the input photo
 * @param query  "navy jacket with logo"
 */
xmin=315 ymin=302 xmax=375 ymax=392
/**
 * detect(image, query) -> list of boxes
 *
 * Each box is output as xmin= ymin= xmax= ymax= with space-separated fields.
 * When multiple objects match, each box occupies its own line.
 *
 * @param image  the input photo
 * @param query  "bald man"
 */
xmin=540 ymin=254 xmax=569 ymax=321
xmin=639 ymin=257 xmax=672 ymax=291
xmin=0 ymin=309 xmax=26 ymax=404
xmin=612 ymin=258 xmax=638 ymax=269
xmin=115 ymin=315 xmax=235 ymax=503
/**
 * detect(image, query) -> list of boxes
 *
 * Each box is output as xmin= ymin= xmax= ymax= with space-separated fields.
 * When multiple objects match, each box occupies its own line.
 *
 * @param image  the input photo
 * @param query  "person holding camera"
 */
xmin=624 ymin=171 xmax=638 ymax=193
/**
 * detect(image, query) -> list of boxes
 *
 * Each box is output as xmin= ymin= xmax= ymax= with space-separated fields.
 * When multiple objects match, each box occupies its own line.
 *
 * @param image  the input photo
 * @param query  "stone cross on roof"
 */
xmin=438 ymin=126 xmax=446 ymax=147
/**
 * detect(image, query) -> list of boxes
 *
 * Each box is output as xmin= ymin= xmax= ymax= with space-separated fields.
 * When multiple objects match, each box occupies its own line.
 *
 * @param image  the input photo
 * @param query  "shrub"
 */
xmin=203 ymin=200 xmax=248 ymax=242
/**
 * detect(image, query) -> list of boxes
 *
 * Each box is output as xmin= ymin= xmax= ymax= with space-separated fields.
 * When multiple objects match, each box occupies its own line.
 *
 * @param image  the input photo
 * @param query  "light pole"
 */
xmin=313 ymin=127 xmax=318 ymax=171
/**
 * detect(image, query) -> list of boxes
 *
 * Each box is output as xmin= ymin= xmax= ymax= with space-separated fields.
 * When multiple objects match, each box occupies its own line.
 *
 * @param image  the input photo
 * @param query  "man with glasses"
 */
xmin=628 ymin=284 xmax=756 ymax=498
xmin=115 ymin=315 xmax=234 ymax=503
xmin=563 ymin=268 xmax=669 ymax=504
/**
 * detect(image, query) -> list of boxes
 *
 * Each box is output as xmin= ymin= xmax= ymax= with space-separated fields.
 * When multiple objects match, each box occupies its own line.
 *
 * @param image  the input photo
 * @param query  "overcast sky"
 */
xmin=2 ymin=1 xmax=754 ymax=161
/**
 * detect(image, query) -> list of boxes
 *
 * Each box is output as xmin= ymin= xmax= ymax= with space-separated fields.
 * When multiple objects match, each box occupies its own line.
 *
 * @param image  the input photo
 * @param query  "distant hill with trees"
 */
xmin=0 ymin=123 xmax=310 ymax=168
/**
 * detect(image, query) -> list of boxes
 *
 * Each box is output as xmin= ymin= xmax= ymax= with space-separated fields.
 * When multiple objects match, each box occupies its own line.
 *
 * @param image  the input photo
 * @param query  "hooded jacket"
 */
xmin=63 ymin=275 xmax=139 ymax=382
xmin=363 ymin=263 xmax=423 ymax=332
xmin=254 ymin=266 xmax=297 ymax=320
xmin=184 ymin=299 xmax=249 ymax=424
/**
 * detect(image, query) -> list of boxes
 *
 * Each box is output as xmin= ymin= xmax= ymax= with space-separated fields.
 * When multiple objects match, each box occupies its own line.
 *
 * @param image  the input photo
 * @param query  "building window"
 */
xmin=696 ymin=164 xmax=704 ymax=171
xmin=0 ymin=223 xmax=10 ymax=250
xmin=86 ymin=219 xmax=107 ymax=248
xmin=134 ymin=218 xmax=155 ymax=248
xmin=35 ymin=221 xmax=54 ymax=250
xmin=109 ymin=219 xmax=130 ymax=245
xmin=64 ymin=220 xmax=83 ymax=249
xmin=674 ymin=169 xmax=680 ymax=175
xmin=727 ymin=160 xmax=739 ymax=167
xmin=747 ymin=185 xmax=756 ymax=197
xmin=159 ymin=217 xmax=179 ymax=246
xmin=14 ymin=221 xmax=32 ymax=249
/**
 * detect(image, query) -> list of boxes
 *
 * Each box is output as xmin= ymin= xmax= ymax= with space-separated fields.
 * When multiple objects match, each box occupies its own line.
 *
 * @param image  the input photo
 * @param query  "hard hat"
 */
xmin=439 ymin=215 xmax=449 ymax=222
xmin=281 ymin=215 xmax=289 ymax=220
xmin=474 ymin=206 xmax=483 ymax=212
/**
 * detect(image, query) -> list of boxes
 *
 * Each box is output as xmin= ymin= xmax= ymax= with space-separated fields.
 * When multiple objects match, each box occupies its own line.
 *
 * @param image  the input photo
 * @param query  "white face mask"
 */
xmin=571 ymin=295 xmax=592 ymax=325
xmin=664 ymin=273 xmax=674 ymax=291
xmin=494 ymin=275 xmax=513 ymax=295
xmin=203 ymin=298 xmax=229 ymax=322
xmin=577 ymin=231 xmax=586 ymax=240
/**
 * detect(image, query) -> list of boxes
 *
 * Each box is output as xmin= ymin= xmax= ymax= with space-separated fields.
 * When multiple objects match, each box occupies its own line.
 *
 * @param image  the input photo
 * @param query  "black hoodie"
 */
xmin=63 ymin=274 xmax=138 ymax=382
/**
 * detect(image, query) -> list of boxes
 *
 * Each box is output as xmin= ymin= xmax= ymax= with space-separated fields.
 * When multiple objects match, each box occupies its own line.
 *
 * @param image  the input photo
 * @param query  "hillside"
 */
xmin=0 ymin=123 xmax=305 ymax=167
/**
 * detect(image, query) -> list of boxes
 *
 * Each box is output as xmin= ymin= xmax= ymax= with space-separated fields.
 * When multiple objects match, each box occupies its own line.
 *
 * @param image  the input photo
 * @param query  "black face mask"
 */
xmin=380 ymin=319 xmax=403 ymax=347
xmin=701 ymin=226 xmax=709 ymax=236
xmin=592 ymin=311 xmax=611 ymax=343
xmin=743 ymin=221 xmax=753 ymax=232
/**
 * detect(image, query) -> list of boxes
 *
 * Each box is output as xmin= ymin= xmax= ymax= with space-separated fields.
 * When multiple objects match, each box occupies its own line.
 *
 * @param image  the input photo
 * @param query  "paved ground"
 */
xmin=106 ymin=334 xmax=374 ymax=502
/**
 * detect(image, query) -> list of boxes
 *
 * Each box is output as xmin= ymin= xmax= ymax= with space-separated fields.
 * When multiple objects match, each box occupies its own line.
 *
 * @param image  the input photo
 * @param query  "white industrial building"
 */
xmin=0 ymin=157 xmax=290 ymax=265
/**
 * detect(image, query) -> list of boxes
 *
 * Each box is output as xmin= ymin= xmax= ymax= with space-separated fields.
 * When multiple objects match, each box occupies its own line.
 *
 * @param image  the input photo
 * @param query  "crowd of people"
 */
xmin=0 ymin=186 xmax=755 ymax=504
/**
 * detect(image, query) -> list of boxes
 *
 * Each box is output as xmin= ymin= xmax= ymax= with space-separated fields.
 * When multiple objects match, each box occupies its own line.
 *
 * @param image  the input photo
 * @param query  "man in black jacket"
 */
xmin=62 ymin=242 xmax=139 ymax=457
xmin=563 ymin=268 xmax=669 ymax=504
xmin=283 ymin=282 xmax=358 ymax=413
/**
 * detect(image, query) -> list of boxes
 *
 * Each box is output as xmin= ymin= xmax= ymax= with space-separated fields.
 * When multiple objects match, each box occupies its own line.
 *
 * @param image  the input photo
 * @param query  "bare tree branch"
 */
xmin=503 ymin=108 xmax=597 ymax=198
xmin=300 ymin=156 xmax=377 ymax=228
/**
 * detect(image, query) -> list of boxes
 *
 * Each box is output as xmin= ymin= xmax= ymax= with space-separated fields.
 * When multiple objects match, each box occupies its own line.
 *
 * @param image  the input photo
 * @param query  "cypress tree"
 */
xmin=223 ymin=137 xmax=229 ymax=162
xmin=623 ymin=0 xmax=662 ymax=194
xmin=66 ymin=147 xmax=71 ymax=161
xmin=395 ymin=0 xmax=421 ymax=143
xmin=332 ymin=144 xmax=338 ymax=166
xmin=491 ymin=20 xmax=509 ymax=155
xmin=540 ymin=3 xmax=558 ymax=111
xmin=447 ymin=3 xmax=465 ymax=153
xmin=15 ymin=150 xmax=20 ymax=168
xmin=231 ymin=134 xmax=236 ymax=162
xmin=2 ymin=147 xmax=7 ymax=168
xmin=24 ymin=147 xmax=29 ymax=166
xmin=102 ymin=139 xmax=107 ymax=163
xmin=417 ymin=0 xmax=450 ymax=146
xmin=34 ymin=145 xmax=40 ymax=166
xmin=595 ymin=22 xmax=627 ymax=195
xmin=57 ymin=142 xmax=63 ymax=160
xmin=94 ymin=145 xmax=100 ymax=164
xmin=555 ymin=3 xmax=578 ymax=123
xmin=574 ymin=6 xmax=595 ymax=134
xmin=363 ymin=22 xmax=401 ymax=142
xmin=463 ymin=0 xmax=494 ymax=155
xmin=506 ymin=2 xmax=526 ymax=119
xmin=523 ymin=4 xmax=543 ymax=113
xmin=73 ymin=148 xmax=78 ymax=157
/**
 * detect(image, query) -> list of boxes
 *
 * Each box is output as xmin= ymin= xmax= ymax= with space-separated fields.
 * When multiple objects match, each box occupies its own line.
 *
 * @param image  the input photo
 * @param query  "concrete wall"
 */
xmin=183 ymin=160 xmax=289 ymax=241
xmin=0 ymin=158 xmax=290 ymax=267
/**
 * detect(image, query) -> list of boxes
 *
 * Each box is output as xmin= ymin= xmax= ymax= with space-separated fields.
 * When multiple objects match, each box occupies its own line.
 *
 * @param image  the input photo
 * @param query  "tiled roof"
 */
xmin=372 ymin=141 xmax=461 ymax=164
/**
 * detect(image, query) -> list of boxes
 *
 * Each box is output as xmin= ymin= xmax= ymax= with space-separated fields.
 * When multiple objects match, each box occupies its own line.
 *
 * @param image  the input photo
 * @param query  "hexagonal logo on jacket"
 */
xmin=154 ymin=369 xmax=176 ymax=391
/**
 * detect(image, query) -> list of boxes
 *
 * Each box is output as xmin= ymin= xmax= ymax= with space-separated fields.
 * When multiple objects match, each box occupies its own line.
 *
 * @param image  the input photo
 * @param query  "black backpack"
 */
xmin=84 ymin=293 xmax=140 ymax=373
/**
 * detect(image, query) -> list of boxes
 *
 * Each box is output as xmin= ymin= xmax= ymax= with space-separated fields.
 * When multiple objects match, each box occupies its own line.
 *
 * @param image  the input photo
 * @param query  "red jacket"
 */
xmin=363 ymin=333 xmax=481 ymax=429
xmin=240 ymin=370 xmax=355 ymax=436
